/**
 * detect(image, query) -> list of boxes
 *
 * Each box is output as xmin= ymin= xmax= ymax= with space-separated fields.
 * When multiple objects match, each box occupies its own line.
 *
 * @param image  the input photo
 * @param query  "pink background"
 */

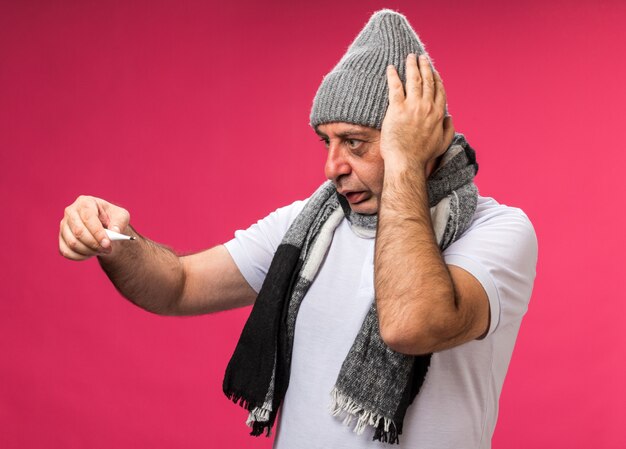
xmin=1 ymin=0 xmax=625 ymax=447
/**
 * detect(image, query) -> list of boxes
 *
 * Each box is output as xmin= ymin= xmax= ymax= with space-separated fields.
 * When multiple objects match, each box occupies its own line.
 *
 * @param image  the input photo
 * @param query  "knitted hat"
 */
xmin=310 ymin=9 xmax=432 ymax=130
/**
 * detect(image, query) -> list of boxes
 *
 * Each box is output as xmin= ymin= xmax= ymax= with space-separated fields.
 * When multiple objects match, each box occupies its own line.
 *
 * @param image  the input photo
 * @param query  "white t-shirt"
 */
xmin=224 ymin=194 xmax=537 ymax=449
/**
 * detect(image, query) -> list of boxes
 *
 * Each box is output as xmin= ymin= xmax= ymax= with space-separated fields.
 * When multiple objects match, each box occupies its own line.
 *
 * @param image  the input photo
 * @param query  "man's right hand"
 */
xmin=59 ymin=195 xmax=131 ymax=261
xmin=58 ymin=195 xmax=257 ymax=316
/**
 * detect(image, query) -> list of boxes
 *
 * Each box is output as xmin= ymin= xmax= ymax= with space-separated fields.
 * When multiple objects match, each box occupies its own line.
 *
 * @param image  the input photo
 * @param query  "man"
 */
xmin=59 ymin=9 xmax=537 ymax=448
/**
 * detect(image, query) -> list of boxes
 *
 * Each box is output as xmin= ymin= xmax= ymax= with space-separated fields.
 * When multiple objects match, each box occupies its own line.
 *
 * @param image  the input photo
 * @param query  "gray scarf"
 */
xmin=223 ymin=134 xmax=479 ymax=444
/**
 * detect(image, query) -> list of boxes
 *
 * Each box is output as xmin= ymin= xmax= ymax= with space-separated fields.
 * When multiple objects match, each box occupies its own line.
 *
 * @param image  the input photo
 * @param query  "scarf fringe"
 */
xmin=224 ymin=138 xmax=477 ymax=444
xmin=250 ymin=420 xmax=272 ymax=437
xmin=224 ymin=391 xmax=253 ymax=410
xmin=246 ymin=401 xmax=273 ymax=427
xmin=374 ymin=419 xmax=400 ymax=444
xmin=224 ymin=392 xmax=273 ymax=436
xmin=330 ymin=387 xmax=399 ymax=444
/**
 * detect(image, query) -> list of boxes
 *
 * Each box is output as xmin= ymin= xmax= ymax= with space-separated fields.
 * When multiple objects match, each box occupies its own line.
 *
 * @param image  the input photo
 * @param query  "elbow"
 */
xmin=161 ymin=281 xmax=188 ymax=316
xmin=147 ymin=301 xmax=183 ymax=317
xmin=142 ymin=261 xmax=188 ymax=317
xmin=379 ymin=321 xmax=440 ymax=356
xmin=379 ymin=303 xmax=459 ymax=355
xmin=165 ymin=256 xmax=190 ymax=316
xmin=124 ymin=294 xmax=182 ymax=316
xmin=377 ymin=288 xmax=458 ymax=355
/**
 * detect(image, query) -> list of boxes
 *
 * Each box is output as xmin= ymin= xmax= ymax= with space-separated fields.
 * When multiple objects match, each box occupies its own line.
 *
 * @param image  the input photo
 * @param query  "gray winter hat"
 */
xmin=310 ymin=9 xmax=432 ymax=130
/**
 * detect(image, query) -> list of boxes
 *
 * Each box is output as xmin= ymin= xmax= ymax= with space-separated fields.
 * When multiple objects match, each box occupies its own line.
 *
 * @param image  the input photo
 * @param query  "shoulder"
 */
xmin=230 ymin=196 xmax=309 ymax=247
xmin=223 ymin=197 xmax=308 ymax=293
xmin=456 ymin=195 xmax=538 ymax=259
xmin=253 ymin=198 xmax=308 ymax=237
xmin=448 ymin=194 xmax=538 ymax=275
xmin=471 ymin=195 xmax=536 ymax=236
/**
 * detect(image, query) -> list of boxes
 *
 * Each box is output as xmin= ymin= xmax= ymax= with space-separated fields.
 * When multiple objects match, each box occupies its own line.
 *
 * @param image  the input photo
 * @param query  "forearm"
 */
xmin=375 ymin=164 xmax=456 ymax=353
xmin=97 ymin=226 xmax=185 ymax=315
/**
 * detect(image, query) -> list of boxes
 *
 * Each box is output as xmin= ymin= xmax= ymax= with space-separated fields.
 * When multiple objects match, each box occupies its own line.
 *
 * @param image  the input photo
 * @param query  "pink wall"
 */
xmin=2 ymin=1 xmax=625 ymax=447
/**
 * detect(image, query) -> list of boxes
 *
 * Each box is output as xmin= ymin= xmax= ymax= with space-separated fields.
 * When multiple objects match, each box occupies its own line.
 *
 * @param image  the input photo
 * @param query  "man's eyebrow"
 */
xmin=336 ymin=130 xmax=372 ymax=139
xmin=315 ymin=127 xmax=374 ymax=139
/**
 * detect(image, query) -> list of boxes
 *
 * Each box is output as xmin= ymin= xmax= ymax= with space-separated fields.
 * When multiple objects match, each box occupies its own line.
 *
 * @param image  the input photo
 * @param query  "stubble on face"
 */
xmin=316 ymin=123 xmax=384 ymax=215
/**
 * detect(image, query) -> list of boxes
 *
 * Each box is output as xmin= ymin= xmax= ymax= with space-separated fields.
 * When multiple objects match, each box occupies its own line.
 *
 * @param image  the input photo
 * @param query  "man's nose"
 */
xmin=324 ymin=144 xmax=351 ymax=181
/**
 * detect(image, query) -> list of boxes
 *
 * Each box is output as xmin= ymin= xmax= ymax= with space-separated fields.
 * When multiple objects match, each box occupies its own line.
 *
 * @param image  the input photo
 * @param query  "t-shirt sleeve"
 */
xmin=442 ymin=202 xmax=538 ymax=336
xmin=223 ymin=199 xmax=308 ymax=293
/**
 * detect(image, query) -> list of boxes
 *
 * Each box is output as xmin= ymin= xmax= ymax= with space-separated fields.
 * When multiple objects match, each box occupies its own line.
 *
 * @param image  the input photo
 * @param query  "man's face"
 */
xmin=316 ymin=122 xmax=384 ymax=215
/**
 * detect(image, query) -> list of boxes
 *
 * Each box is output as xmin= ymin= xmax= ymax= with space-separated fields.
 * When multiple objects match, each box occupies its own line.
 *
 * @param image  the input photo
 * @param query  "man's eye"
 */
xmin=319 ymin=138 xmax=329 ymax=148
xmin=346 ymin=139 xmax=362 ymax=150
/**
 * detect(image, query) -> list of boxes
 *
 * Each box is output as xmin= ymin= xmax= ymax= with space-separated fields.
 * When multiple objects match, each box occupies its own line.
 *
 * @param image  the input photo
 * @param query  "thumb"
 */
xmin=107 ymin=213 xmax=130 ymax=234
xmin=96 ymin=199 xmax=130 ymax=234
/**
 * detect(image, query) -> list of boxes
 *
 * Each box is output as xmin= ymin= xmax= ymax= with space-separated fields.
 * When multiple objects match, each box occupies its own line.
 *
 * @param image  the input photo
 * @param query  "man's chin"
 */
xmin=348 ymin=199 xmax=378 ymax=215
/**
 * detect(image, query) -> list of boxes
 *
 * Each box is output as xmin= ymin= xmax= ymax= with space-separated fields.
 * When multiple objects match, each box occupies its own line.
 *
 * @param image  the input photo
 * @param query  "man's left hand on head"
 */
xmin=380 ymin=53 xmax=455 ymax=173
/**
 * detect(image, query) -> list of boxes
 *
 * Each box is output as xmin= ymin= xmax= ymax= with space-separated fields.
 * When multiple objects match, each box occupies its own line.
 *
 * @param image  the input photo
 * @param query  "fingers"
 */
xmin=386 ymin=64 xmax=405 ymax=104
xmin=59 ymin=195 xmax=130 ymax=261
xmin=100 ymin=200 xmax=130 ymax=235
xmin=81 ymin=206 xmax=111 ymax=249
xmin=406 ymin=53 xmax=438 ymax=110
xmin=405 ymin=53 xmax=422 ymax=99
xmin=59 ymin=232 xmax=90 ymax=261
xmin=59 ymin=219 xmax=99 ymax=259
xmin=404 ymin=54 xmax=437 ymax=103
xmin=389 ymin=54 xmax=441 ymax=107
xmin=68 ymin=204 xmax=106 ymax=251
xmin=433 ymin=69 xmax=447 ymax=112
xmin=382 ymin=53 xmax=452 ymax=167
xmin=418 ymin=54 xmax=435 ymax=102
